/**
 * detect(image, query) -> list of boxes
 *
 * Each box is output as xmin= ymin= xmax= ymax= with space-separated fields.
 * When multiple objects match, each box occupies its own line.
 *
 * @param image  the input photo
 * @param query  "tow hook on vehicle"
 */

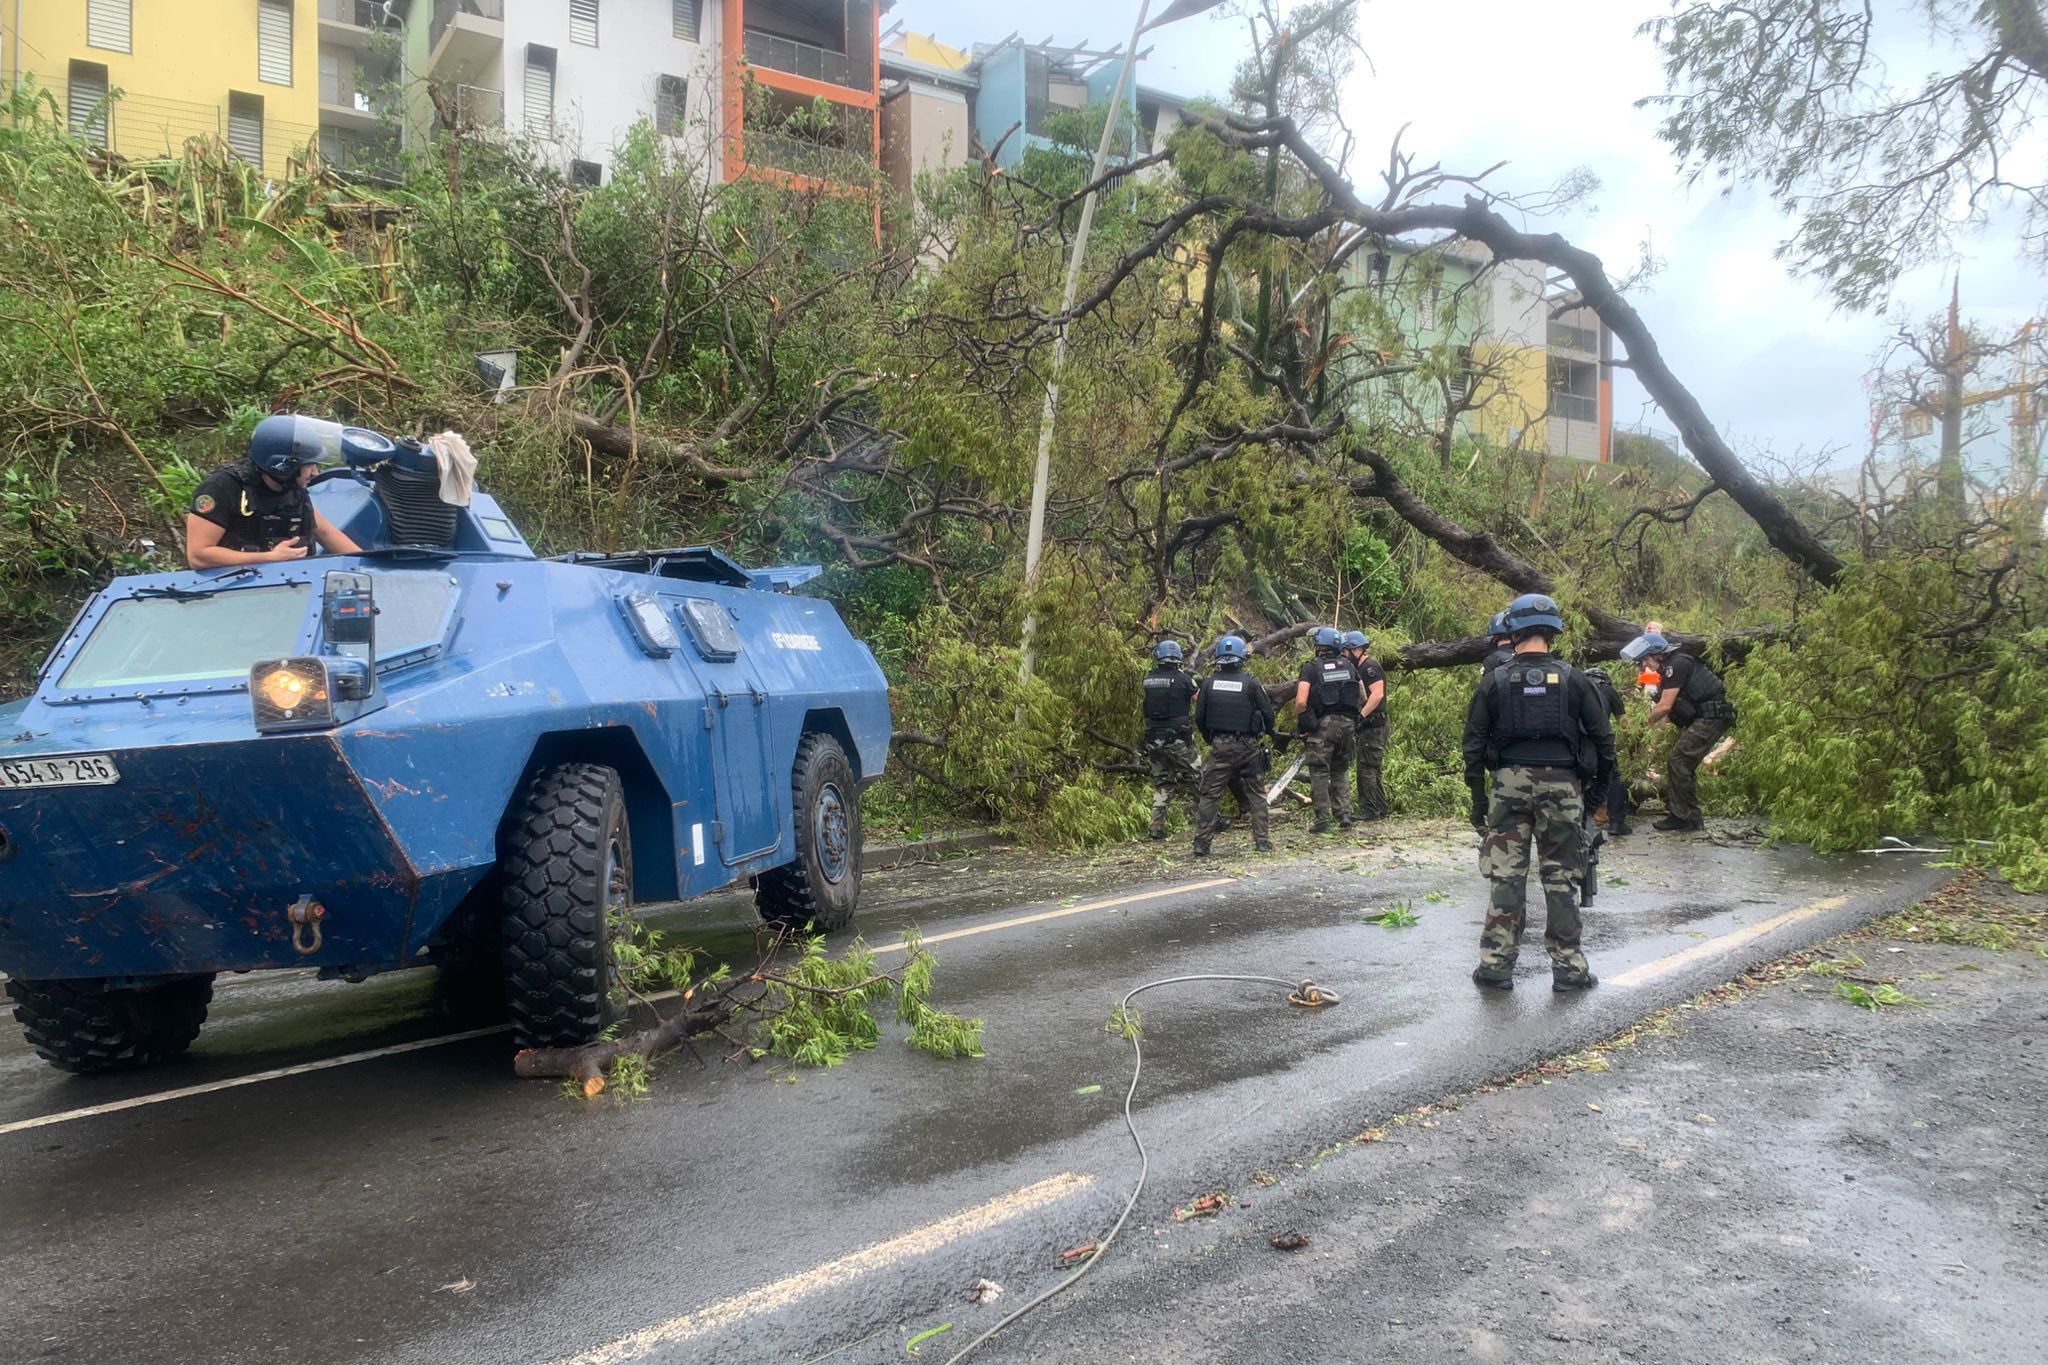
xmin=287 ymin=895 xmax=325 ymax=956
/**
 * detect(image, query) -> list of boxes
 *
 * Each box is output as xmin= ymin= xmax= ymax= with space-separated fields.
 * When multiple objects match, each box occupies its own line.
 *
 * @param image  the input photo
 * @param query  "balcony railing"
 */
xmin=454 ymin=84 xmax=503 ymax=130
xmin=742 ymin=128 xmax=874 ymax=182
xmin=1548 ymin=321 xmax=1599 ymax=355
xmin=743 ymin=30 xmax=872 ymax=93
xmin=319 ymin=0 xmax=398 ymax=27
xmin=1548 ymin=391 xmax=1599 ymax=423
xmin=431 ymin=0 xmax=505 ymax=53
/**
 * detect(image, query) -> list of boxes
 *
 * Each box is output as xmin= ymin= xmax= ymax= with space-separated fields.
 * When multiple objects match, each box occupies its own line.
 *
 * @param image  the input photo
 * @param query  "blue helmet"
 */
xmin=1620 ymin=632 xmax=1674 ymax=661
xmin=1486 ymin=610 xmax=1509 ymax=639
xmin=1311 ymin=626 xmax=1342 ymax=651
xmin=248 ymin=415 xmax=340 ymax=479
xmin=1341 ymin=630 xmax=1368 ymax=651
xmin=1213 ymin=635 xmax=1248 ymax=664
xmin=1502 ymin=593 xmax=1564 ymax=637
xmin=1153 ymin=640 xmax=1184 ymax=665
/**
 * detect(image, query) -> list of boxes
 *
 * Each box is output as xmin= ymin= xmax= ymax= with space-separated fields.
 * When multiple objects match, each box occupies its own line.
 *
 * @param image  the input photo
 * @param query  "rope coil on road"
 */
xmin=942 ymin=973 xmax=1335 ymax=1365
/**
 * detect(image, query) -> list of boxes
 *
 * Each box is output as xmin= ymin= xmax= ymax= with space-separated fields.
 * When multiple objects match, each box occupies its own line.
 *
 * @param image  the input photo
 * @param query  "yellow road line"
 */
xmin=1607 ymin=896 xmax=1850 ymax=989
xmin=550 ymin=1173 xmax=1096 ymax=1365
xmin=868 ymin=877 xmax=1238 ymax=955
xmin=0 ymin=1024 xmax=512 ymax=1139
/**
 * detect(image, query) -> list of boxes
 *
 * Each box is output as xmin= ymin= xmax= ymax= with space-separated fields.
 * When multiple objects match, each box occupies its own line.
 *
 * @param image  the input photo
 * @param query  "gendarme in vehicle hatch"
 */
xmin=0 ymin=418 xmax=892 ymax=1073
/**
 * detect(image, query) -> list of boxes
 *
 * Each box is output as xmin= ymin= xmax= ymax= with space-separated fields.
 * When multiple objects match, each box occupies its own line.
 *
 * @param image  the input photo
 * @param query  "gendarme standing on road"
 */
xmin=1294 ymin=626 xmax=1361 ymax=834
xmin=1191 ymin=635 xmax=1276 ymax=857
xmin=1139 ymin=640 xmax=1200 ymax=840
xmin=1461 ymin=594 xmax=1615 ymax=992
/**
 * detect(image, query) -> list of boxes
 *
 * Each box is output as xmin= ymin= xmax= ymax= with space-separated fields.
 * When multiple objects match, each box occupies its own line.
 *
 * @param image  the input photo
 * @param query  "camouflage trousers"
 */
xmin=1354 ymin=721 xmax=1389 ymax=820
xmin=1195 ymin=734 xmax=1271 ymax=844
xmin=1664 ymin=715 xmax=1731 ymax=822
xmin=1303 ymin=714 xmax=1356 ymax=825
xmin=1476 ymin=765 xmax=1590 ymax=980
xmin=1143 ymin=732 xmax=1200 ymax=834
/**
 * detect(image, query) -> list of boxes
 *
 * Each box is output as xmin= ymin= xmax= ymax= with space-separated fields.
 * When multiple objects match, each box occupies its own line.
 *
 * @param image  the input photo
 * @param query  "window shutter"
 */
xmin=258 ymin=0 xmax=294 ymax=86
xmin=656 ymin=74 xmax=686 ymax=134
xmin=570 ymin=0 xmax=599 ymax=46
xmin=228 ymin=94 xmax=265 ymax=164
xmin=86 ymin=0 xmax=132 ymax=54
xmin=67 ymin=62 xmax=110 ymax=144
xmin=673 ymin=0 xmax=701 ymax=42
xmin=524 ymin=52 xmax=555 ymax=136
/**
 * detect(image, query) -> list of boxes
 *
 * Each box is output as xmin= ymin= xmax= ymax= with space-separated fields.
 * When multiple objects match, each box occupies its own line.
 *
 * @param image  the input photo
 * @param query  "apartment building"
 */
xmin=1346 ymin=239 xmax=1614 ymax=462
xmin=11 ymin=0 xmax=322 ymax=178
xmin=395 ymin=0 xmax=723 ymax=185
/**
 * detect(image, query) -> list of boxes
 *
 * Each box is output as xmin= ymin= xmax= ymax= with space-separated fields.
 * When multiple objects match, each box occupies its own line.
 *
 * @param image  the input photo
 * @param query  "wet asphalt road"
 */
xmin=0 ymin=823 xmax=1948 ymax=1365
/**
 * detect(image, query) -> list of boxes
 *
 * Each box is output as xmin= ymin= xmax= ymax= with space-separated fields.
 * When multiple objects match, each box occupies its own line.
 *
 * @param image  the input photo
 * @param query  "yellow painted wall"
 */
xmin=13 ymin=1 xmax=322 ymax=176
xmin=1470 ymin=343 xmax=1550 ymax=453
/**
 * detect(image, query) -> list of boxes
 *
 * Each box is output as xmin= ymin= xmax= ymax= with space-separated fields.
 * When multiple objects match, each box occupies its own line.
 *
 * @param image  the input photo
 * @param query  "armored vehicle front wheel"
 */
xmin=6 ymin=975 xmax=214 ymax=1074
xmin=501 ymin=763 xmax=632 ymax=1050
xmin=755 ymin=733 xmax=862 ymax=934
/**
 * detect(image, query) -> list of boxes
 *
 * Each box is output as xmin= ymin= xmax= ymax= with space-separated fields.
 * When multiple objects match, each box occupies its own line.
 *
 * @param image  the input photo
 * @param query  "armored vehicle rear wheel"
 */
xmin=755 ymin=733 xmax=861 ymax=934
xmin=501 ymin=763 xmax=631 ymax=1050
xmin=6 ymin=975 xmax=214 ymax=1074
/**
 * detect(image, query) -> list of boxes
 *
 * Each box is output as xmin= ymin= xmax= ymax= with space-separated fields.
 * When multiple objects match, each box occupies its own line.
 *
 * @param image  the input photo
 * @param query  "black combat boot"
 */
xmin=1310 ymin=819 xmax=1333 ymax=836
xmin=1191 ymin=838 xmax=1211 ymax=857
xmin=1652 ymin=815 xmax=1703 ymax=832
xmin=1149 ymin=815 xmax=1167 ymax=841
xmin=1471 ymin=966 xmax=1514 ymax=991
xmin=1552 ymin=969 xmax=1599 ymax=993
xmin=1254 ymin=837 xmax=1274 ymax=853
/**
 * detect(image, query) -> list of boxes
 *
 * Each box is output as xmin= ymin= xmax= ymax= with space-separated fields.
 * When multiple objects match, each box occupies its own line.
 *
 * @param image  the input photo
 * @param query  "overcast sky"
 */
xmin=888 ymin=0 xmax=2041 ymax=471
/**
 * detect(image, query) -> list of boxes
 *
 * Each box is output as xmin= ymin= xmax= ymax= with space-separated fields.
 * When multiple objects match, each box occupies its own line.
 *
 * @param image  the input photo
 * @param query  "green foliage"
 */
xmin=1106 ymin=1002 xmax=1143 ymax=1041
xmin=1368 ymin=902 xmax=1419 ymax=928
xmin=1833 ymin=980 xmax=1922 ymax=1012
xmin=1725 ymin=557 xmax=2048 ymax=890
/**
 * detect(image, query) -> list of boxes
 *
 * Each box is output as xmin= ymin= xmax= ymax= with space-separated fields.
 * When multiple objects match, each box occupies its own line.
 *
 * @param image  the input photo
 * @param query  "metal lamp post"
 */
xmin=1015 ymin=0 xmax=1224 ymax=688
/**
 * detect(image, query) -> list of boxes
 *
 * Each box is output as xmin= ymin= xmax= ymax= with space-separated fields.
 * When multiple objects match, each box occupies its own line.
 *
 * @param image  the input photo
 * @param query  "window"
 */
xmin=86 ymin=0 xmax=132 ymax=54
xmin=680 ymin=599 xmax=741 ymax=661
xmin=227 ymin=92 xmax=265 ymax=164
xmin=524 ymin=44 xmax=556 ymax=136
xmin=1447 ymin=346 xmax=1474 ymax=405
xmin=67 ymin=61 xmax=109 ymax=144
xmin=568 ymin=158 xmax=603 ymax=188
xmin=570 ymin=0 xmax=599 ymax=46
xmin=258 ymin=0 xmax=294 ymax=86
xmin=59 ymin=585 xmax=313 ymax=690
xmin=1903 ymin=409 xmax=1934 ymax=440
xmin=673 ymin=0 xmax=701 ymax=42
xmin=655 ymin=74 xmax=686 ymax=135
xmin=1417 ymin=280 xmax=1439 ymax=332
xmin=319 ymin=49 xmax=342 ymax=106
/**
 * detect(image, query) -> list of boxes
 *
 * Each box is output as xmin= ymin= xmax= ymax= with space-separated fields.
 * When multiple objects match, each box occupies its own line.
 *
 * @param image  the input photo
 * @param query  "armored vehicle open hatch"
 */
xmin=0 ymin=422 xmax=892 ymax=1072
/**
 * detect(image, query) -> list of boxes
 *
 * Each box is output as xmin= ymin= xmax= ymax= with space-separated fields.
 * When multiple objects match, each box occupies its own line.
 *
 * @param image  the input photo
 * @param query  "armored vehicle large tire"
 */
xmin=501 ymin=763 xmax=631 ymax=1050
xmin=6 ymin=975 xmax=214 ymax=1074
xmin=755 ymin=733 xmax=861 ymax=934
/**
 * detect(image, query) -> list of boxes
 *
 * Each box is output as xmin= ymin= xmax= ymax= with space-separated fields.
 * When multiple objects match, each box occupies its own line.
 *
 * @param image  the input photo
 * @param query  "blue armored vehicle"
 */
xmin=0 ymin=419 xmax=891 ymax=1072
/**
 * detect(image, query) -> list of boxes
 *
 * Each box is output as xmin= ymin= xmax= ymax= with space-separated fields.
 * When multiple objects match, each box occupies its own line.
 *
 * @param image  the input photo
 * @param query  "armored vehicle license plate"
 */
xmin=0 ymin=754 xmax=122 ymax=789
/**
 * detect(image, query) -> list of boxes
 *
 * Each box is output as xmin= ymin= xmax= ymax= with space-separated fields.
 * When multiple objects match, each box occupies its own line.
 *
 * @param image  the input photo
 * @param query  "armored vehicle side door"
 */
xmin=672 ymin=596 xmax=781 ymax=863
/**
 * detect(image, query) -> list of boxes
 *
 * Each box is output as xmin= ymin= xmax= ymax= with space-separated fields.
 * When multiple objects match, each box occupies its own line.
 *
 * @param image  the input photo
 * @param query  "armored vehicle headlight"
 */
xmin=250 ymin=658 xmax=336 ymax=732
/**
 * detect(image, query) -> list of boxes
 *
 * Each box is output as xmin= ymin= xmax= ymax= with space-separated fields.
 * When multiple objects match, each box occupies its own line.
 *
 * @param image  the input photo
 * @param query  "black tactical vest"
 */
xmin=1141 ymin=668 xmax=1194 ymax=731
xmin=1200 ymin=670 xmax=1259 ymax=734
xmin=1309 ymin=654 xmax=1362 ymax=718
xmin=1488 ymin=658 xmax=1586 ymax=773
xmin=1667 ymin=657 xmax=1727 ymax=726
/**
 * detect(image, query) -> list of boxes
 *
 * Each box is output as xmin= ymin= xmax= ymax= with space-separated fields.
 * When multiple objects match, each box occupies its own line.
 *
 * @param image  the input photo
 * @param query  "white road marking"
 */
xmin=0 ymin=878 xmax=1233 ymax=1136
xmin=0 ymin=1024 xmax=511 ymax=1138
xmin=549 ymin=1173 xmax=1095 ymax=1365
xmin=867 ymin=878 xmax=1238 ymax=955
xmin=1607 ymin=895 xmax=1850 ymax=989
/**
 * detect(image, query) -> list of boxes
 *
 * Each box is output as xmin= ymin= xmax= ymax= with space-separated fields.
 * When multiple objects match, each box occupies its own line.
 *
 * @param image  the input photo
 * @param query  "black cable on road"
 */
xmin=941 ymin=972 xmax=1336 ymax=1365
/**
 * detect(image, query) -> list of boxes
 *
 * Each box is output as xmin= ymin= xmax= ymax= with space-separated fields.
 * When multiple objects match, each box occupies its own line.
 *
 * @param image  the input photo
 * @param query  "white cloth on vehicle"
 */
xmin=427 ymin=431 xmax=477 ymax=506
